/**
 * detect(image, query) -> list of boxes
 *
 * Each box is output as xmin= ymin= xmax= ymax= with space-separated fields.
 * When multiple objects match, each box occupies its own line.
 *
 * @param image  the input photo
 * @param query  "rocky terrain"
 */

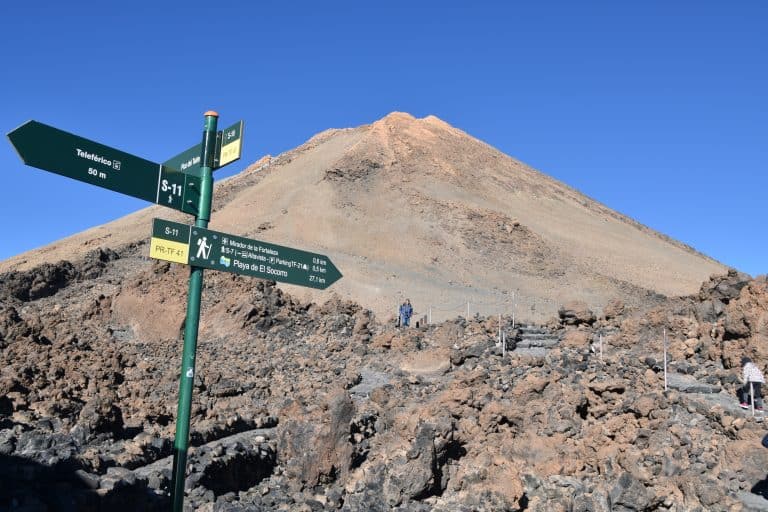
xmin=1 ymin=243 xmax=768 ymax=511
xmin=0 ymin=112 xmax=760 ymax=511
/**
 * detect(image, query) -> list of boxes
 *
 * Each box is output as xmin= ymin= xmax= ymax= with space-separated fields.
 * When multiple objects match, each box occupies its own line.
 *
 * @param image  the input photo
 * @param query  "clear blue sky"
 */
xmin=2 ymin=1 xmax=766 ymax=277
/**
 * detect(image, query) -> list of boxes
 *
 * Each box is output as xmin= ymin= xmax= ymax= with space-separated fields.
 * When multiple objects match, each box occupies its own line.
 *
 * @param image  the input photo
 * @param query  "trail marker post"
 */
xmin=512 ymin=290 xmax=516 ymax=328
xmin=7 ymin=112 xmax=342 ymax=512
xmin=663 ymin=328 xmax=668 ymax=391
xmin=169 ymin=111 xmax=217 ymax=511
xmin=599 ymin=332 xmax=603 ymax=362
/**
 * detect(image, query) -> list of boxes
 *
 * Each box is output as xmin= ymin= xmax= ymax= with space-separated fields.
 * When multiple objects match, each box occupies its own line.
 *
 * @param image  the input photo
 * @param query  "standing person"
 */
xmin=399 ymin=299 xmax=413 ymax=328
xmin=739 ymin=356 xmax=765 ymax=410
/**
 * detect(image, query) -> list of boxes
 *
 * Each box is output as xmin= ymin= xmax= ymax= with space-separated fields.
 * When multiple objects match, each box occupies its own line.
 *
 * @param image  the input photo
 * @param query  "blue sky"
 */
xmin=1 ymin=1 xmax=766 ymax=277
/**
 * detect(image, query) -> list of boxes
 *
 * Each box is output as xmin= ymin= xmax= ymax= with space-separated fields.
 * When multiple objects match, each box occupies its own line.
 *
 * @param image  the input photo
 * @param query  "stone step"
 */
xmin=517 ymin=339 xmax=560 ymax=349
xmin=666 ymin=373 xmax=721 ymax=394
xmin=520 ymin=333 xmax=560 ymax=341
xmin=519 ymin=327 xmax=549 ymax=335
xmin=517 ymin=332 xmax=552 ymax=338
xmin=512 ymin=347 xmax=548 ymax=358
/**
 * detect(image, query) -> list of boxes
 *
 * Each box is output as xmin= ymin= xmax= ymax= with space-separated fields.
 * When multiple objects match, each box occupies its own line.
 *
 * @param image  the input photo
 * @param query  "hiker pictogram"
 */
xmin=196 ymin=236 xmax=212 ymax=259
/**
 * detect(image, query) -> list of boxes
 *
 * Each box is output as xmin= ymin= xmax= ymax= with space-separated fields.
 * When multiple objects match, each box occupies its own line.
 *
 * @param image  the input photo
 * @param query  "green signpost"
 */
xmin=6 ymin=112 xmax=342 ymax=512
xmin=150 ymin=218 xmax=342 ymax=289
xmin=168 ymin=111 xmax=218 ymax=512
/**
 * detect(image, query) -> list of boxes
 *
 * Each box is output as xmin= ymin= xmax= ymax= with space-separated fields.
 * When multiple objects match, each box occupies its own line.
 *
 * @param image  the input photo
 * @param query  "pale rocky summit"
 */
xmin=1 ymin=112 xmax=726 ymax=321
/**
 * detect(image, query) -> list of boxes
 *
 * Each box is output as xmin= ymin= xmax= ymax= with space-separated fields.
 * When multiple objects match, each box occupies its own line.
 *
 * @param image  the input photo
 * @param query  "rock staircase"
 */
xmin=508 ymin=324 xmax=561 ymax=357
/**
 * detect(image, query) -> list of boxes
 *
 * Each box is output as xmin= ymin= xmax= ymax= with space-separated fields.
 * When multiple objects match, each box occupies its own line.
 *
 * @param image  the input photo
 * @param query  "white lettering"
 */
xmin=180 ymin=156 xmax=201 ymax=171
xmin=238 ymin=250 xmax=266 ymax=262
xmin=274 ymin=257 xmax=290 ymax=267
xmin=76 ymin=148 xmax=115 ymax=168
xmin=266 ymin=266 xmax=288 ymax=278
xmin=258 ymin=245 xmax=278 ymax=256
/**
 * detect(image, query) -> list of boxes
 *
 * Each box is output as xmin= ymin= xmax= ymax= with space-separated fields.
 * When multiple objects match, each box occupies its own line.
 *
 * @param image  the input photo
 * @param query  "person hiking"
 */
xmin=399 ymin=299 xmax=413 ymax=328
xmin=739 ymin=356 xmax=765 ymax=410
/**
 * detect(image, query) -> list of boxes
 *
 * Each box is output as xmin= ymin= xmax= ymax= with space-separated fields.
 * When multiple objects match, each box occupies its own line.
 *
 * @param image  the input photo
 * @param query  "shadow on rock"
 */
xmin=0 ymin=453 xmax=167 ymax=512
xmin=752 ymin=477 xmax=768 ymax=500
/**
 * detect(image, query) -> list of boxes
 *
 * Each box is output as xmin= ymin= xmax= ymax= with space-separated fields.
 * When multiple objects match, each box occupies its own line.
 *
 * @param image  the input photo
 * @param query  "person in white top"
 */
xmin=739 ymin=356 xmax=765 ymax=410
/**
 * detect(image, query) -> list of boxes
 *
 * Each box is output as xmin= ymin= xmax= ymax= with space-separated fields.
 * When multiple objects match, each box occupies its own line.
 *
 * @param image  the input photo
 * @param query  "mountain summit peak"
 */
xmin=380 ymin=111 xmax=416 ymax=122
xmin=373 ymin=111 xmax=452 ymax=127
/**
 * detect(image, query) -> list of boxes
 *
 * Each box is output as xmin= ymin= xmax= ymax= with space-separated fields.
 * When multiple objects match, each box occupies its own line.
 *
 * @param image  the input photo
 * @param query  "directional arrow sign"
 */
xmin=150 ymin=218 xmax=342 ymax=290
xmin=164 ymin=120 xmax=244 ymax=177
xmin=163 ymin=143 xmax=203 ymax=177
xmin=7 ymin=120 xmax=200 ymax=215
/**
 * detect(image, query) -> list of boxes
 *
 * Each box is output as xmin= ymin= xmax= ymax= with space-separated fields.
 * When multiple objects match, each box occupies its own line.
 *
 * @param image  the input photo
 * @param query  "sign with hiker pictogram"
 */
xmin=150 ymin=219 xmax=342 ymax=289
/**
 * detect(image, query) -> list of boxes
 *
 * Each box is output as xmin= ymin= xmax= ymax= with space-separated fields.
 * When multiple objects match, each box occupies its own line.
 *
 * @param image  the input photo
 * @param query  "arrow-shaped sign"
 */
xmin=7 ymin=120 xmax=201 ymax=215
xmin=150 ymin=218 xmax=342 ymax=290
xmin=164 ymin=120 xmax=244 ymax=177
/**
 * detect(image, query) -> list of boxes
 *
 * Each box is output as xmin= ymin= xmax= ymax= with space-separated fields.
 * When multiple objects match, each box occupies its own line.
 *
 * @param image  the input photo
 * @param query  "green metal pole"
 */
xmin=170 ymin=111 xmax=218 ymax=511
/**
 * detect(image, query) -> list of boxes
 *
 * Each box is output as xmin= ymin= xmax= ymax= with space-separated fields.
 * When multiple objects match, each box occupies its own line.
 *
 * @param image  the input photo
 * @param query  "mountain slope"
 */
xmin=0 ymin=112 xmax=727 ymax=321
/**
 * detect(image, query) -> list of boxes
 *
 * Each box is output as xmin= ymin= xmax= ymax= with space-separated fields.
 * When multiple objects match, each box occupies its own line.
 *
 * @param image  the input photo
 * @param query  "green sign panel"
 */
xmin=164 ymin=144 xmax=203 ymax=178
xmin=160 ymin=167 xmax=200 ymax=215
xmin=164 ymin=120 xmax=244 ymax=177
xmin=7 ymin=120 xmax=200 ymax=215
xmin=149 ymin=219 xmax=342 ymax=290
xmin=152 ymin=217 xmax=191 ymax=243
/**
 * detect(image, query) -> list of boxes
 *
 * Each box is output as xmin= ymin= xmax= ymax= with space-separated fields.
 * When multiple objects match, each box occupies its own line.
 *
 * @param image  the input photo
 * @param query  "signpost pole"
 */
xmin=171 ymin=111 xmax=218 ymax=512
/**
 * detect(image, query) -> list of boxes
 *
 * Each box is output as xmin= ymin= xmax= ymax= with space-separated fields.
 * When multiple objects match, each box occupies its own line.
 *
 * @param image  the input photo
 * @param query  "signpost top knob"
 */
xmin=204 ymin=111 xmax=219 ymax=117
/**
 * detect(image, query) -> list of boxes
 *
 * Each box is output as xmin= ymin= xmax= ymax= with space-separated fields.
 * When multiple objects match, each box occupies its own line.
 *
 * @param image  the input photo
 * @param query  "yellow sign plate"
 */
xmin=150 ymin=237 xmax=190 ymax=264
xmin=219 ymin=139 xmax=241 ymax=167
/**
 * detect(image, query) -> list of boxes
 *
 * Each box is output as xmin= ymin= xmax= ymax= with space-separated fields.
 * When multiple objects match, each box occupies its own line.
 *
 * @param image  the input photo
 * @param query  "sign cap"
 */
xmin=204 ymin=110 xmax=219 ymax=117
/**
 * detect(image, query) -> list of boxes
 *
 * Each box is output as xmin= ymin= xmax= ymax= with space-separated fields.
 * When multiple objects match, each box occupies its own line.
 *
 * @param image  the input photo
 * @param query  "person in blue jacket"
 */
xmin=399 ymin=299 xmax=413 ymax=327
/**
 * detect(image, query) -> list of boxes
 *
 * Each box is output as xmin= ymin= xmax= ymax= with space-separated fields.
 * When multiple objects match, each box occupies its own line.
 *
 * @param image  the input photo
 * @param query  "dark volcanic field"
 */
xmin=1 ymin=244 xmax=768 ymax=511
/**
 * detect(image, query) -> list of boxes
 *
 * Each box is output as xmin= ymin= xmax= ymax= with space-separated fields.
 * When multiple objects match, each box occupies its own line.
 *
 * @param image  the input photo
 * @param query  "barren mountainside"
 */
xmin=1 ymin=112 xmax=726 ymax=322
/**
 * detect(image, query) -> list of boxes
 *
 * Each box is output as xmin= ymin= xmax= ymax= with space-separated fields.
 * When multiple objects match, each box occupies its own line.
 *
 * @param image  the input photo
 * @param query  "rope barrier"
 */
xmin=422 ymin=293 xmax=603 ymax=325
xmin=429 ymin=301 xmax=470 ymax=312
